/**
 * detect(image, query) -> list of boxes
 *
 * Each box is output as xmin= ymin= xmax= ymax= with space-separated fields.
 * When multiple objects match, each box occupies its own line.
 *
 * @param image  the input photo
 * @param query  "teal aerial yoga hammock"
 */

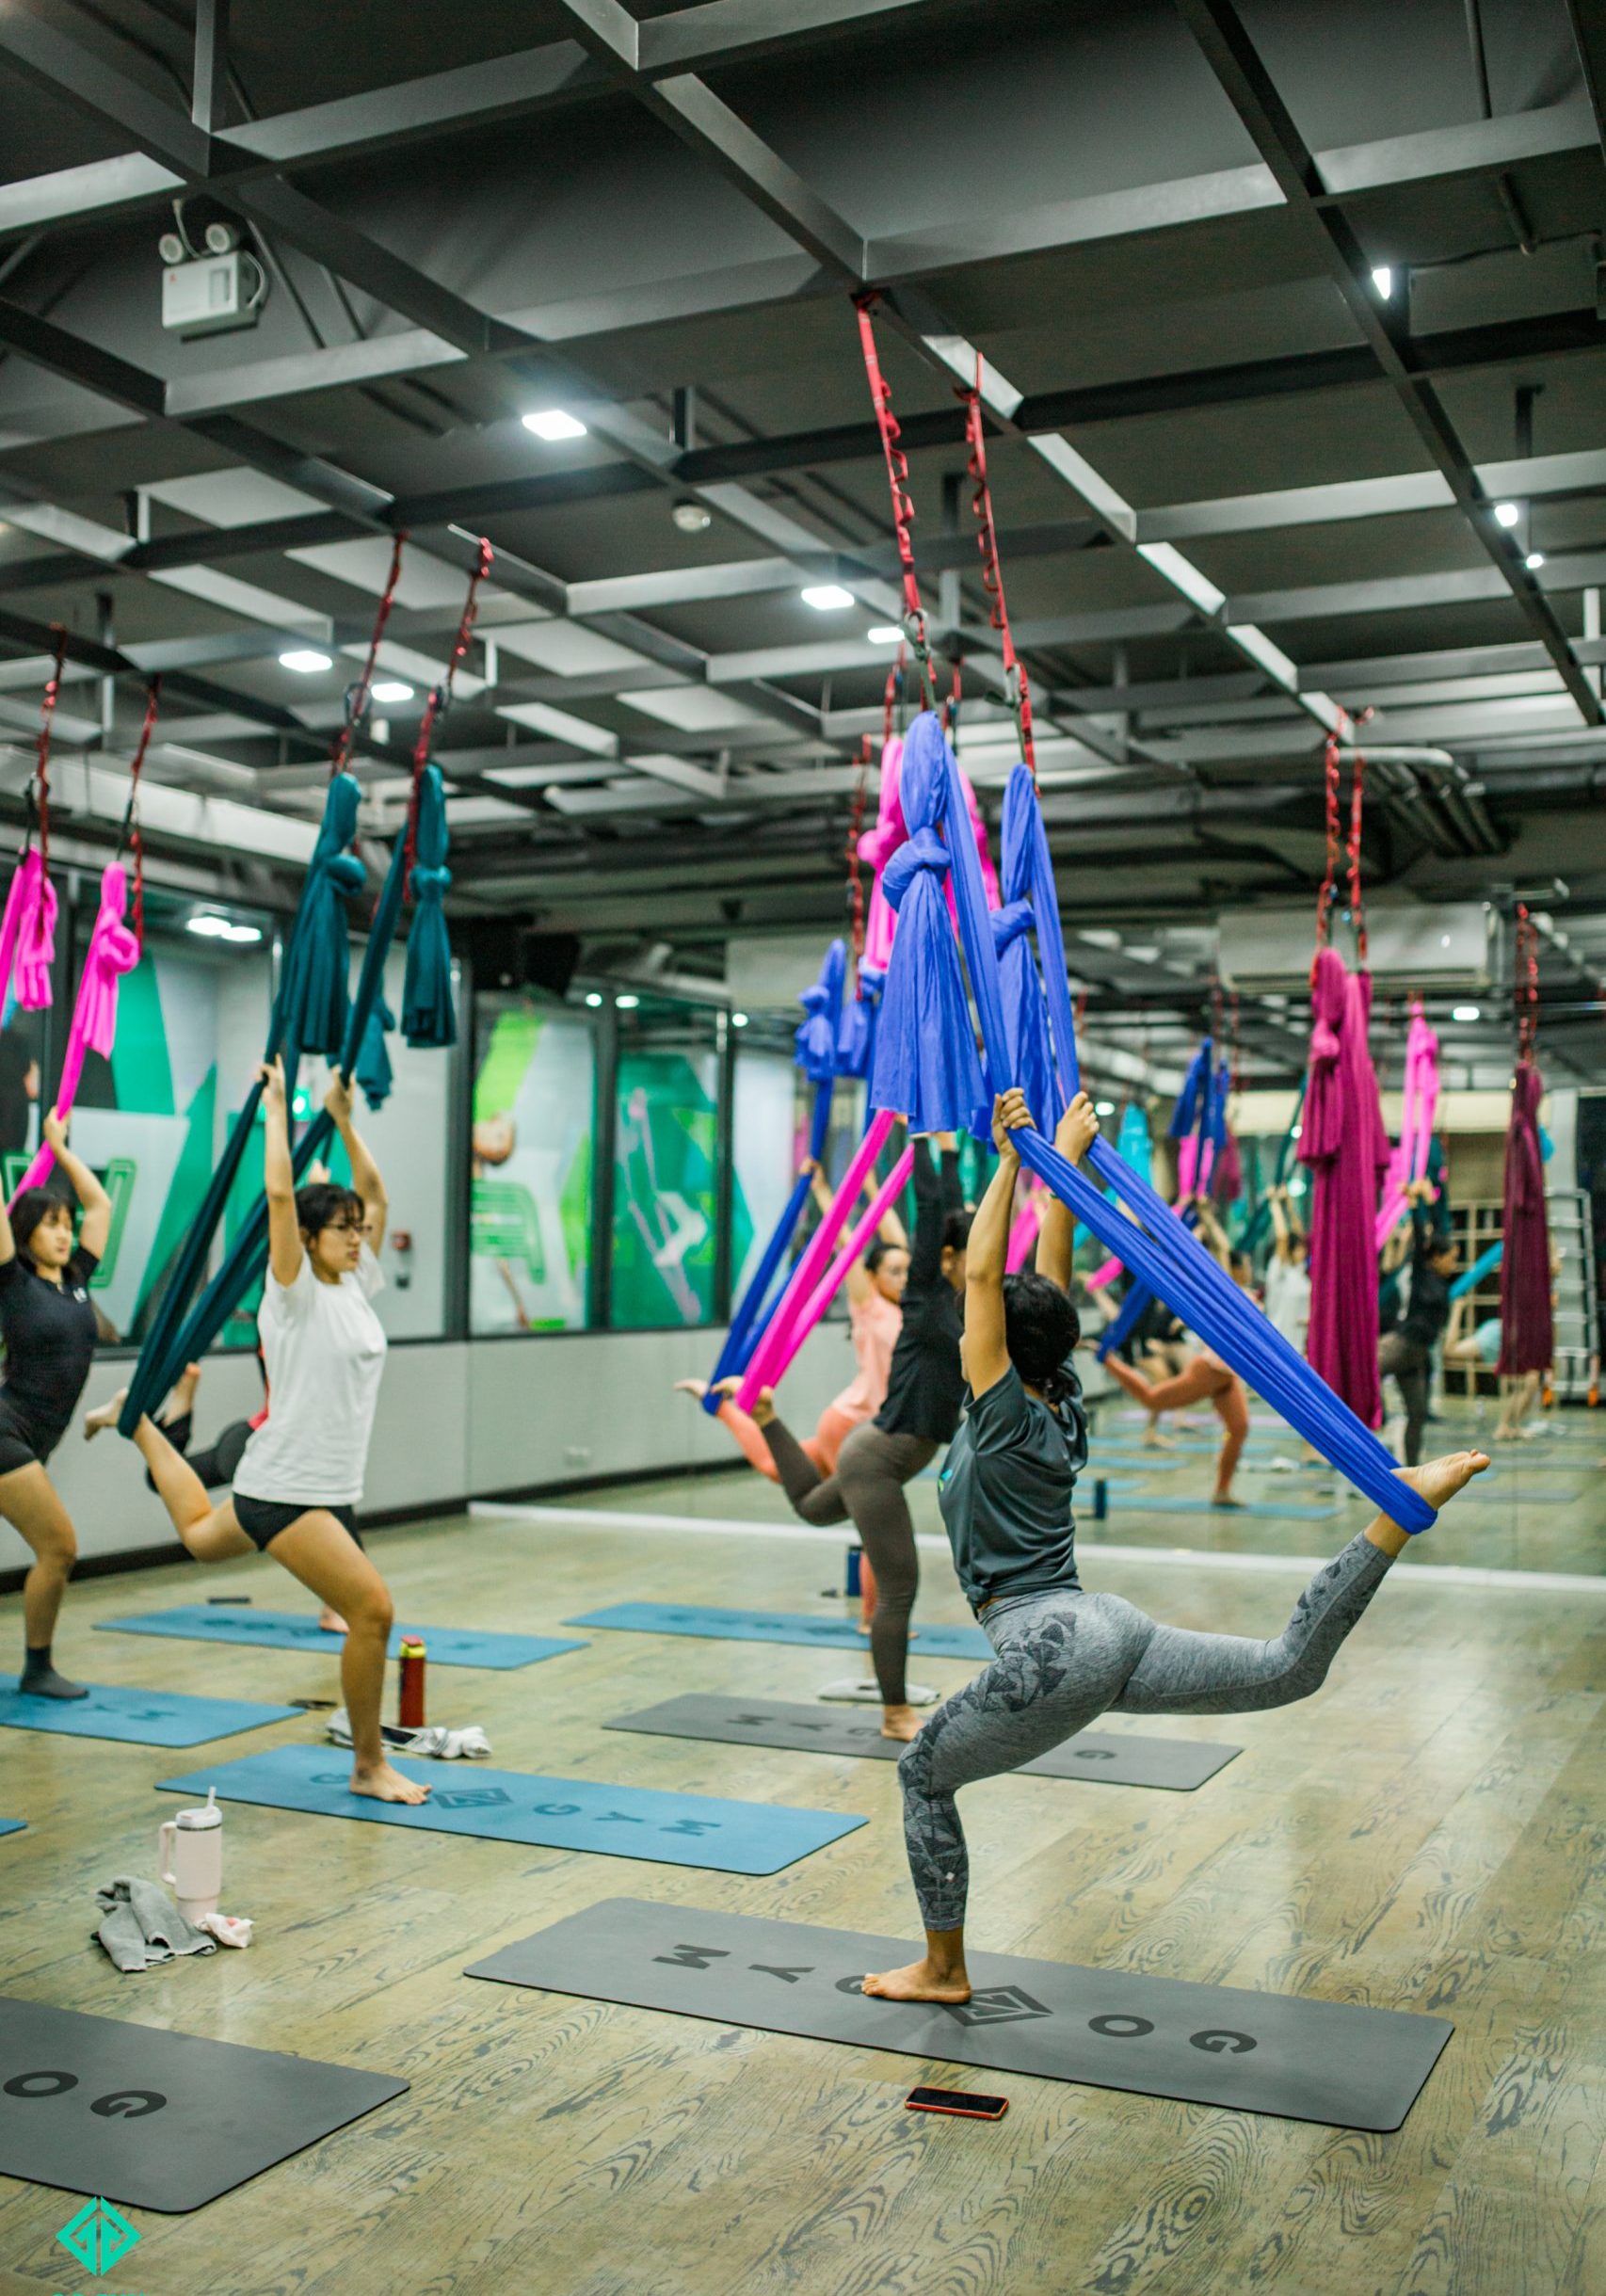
xmin=118 ymin=537 xmax=476 ymax=1435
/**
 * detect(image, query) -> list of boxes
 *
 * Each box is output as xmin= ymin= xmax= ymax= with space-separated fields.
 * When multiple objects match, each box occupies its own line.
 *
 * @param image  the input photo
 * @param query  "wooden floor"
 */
xmin=2 ymin=1400 xmax=1605 ymax=2295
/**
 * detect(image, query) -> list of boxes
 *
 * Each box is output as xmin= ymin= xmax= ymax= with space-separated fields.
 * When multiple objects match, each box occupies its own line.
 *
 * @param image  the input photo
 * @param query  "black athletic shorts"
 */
xmin=233 ymin=1495 xmax=360 ymax=1553
xmin=0 ymin=1398 xmax=56 ymax=1477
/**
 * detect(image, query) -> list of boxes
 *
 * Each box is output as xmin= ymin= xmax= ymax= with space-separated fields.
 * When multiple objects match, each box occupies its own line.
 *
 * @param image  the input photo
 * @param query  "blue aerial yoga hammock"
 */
xmin=700 ymin=939 xmax=844 ymax=1409
xmin=1095 ymin=1037 xmax=1229 ymax=1362
xmin=869 ymin=713 xmax=1434 ymax=1533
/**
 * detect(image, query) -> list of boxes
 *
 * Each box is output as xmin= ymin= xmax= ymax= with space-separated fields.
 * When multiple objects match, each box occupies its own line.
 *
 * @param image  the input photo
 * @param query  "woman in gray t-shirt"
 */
xmin=863 ymin=1087 xmax=1491 ymax=2011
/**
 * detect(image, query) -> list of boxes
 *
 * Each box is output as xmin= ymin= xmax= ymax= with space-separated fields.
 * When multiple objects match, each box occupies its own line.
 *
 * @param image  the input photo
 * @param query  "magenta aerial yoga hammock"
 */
xmin=868 ymin=711 xmax=1434 ymax=1533
xmin=1300 ymin=945 xmax=1390 ymax=1428
xmin=9 ymin=861 xmax=139 ymax=1205
xmin=1499 ymin=1056 xmax=1551 ymax=1376
xmin=1374 ymin=1001 xmax=1440 ymax=1249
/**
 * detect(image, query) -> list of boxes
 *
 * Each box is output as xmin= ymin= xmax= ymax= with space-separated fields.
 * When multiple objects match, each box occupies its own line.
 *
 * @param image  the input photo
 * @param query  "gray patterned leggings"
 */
xmin=899 ymin=1529 xmax=1392 ymax=1930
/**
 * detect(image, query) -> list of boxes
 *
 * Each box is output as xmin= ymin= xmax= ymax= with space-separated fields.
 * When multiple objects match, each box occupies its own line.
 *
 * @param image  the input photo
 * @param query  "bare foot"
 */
xmin=861 ymin=1957 xmax=972 ymax=2003
xmin=1211 ymin=1493 xmax=1243 ymax=1509
xmin=1141 ymin=1426 xmax=1177 ymax=1451
xmin=84 ymin=1387 xmax=128 ymax=1439
xmin=881 ymin=1705 xmax=923 ymax=1742
xmin=351 ymin=1760 xmax=430 ymax=1805
xmin=318 ymin=1608 xmax=349 ymax=1633
xmin=1396 ymin=1449 xmax=1491 ymax=1512
xmin=164 ymin=1361 xmax=202 ymax=1421
xmin=673 ymin=1378 xmax=709 ymax=1401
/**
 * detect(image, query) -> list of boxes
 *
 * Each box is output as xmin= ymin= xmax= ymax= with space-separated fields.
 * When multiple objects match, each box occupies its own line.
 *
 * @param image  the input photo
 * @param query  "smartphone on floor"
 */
xmin=905 ymin=2085 xmax=1008 ymax=2120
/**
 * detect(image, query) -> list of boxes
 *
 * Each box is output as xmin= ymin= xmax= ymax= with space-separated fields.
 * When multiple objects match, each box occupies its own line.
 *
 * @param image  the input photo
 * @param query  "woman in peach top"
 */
xmin=678 ymin=1158 xmax=908 ymax=1478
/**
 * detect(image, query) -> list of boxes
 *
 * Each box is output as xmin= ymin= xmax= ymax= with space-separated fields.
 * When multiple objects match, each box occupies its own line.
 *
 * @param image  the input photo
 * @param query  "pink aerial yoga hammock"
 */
xmin=0 ymin=636 xmax=70 ymax=1020
xmin=1374 ymin=1000 xmax=1440 ymax=1249
xmin=9 ymin=863 xmax=140 ymax=1205
xmin=10 ymin=681 xmax=154 ymax=1205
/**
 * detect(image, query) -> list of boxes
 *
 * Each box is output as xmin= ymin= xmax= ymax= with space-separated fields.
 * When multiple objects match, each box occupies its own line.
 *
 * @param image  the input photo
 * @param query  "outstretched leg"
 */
xmin=1115 ymin=1450 xmax=1491 ymax=1716
xmin=1106 ymin=1352 xmax=1230 ymax=1418
xmin=760 ymin=1414 xmax=851 ymax=1526
xmin=125 ymin=1407 xmax=253 ymax=1561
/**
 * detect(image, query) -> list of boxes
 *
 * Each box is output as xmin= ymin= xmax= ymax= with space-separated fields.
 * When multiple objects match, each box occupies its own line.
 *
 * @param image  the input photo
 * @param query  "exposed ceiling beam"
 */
xmin=1172 ymin=0 xmax=1603 ymax=728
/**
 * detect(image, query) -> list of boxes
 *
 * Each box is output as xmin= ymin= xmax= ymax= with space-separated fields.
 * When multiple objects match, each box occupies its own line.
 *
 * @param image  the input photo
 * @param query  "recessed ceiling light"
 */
xmin=616 ymin=992 xmax=639 ymax=1009
xmin=801 ymin=584 xmax=854 ymax=611
xmin=1094 ymin=1100 xmax=1115 ymax=1116
xmin=522 ymin=409 xmax=587 ymax=441
xmin=585 ymin=991 xmax=603 ymax=1008
xmin=280 ymin=649 xmax=332 ymax=674
xmin=372 ymin=680 xmax=414 ymax=704
xmin=731 ymin=1011 xmax=749 ymax=1028
xmin=1452 ymin=1003 xmax=1482 ymax=1022
xmin=221 ymin=922 xmax=263 ymax=944
xmin=867 ymin=625 xmax=904 ymax=645
xmin=671 ymin=501 xmax=713 ymax=534
xmin=1492 ymin=501 xmax=1521 ymax=528
xmin=1371 ymin=265 xmax=1393 ymax=298
xmin=185 ymin=913 xmax=231 ymax=938
xmin=1525 ymin=551 xmax=1546 ymax=570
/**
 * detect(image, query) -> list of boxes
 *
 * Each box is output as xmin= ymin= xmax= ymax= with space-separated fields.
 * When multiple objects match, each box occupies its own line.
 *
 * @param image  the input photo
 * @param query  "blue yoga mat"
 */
xmin=0 ymin=1683 xmax=298 ymax=1747
xmin=159 ymin=1744 xmax=863 ymax=1876
xmin=1106 ymin=1496 xmax=1339 ymax=1521
xmin=569 ymin=1600 xmax=994 ymax=1662
xmin=0 ymin=1819 xmax=24 ymax=1838
xmin=1091 ymin=1454 xmax=1184 ymax=1473
xmin=97 ymin=1606 xmax=586 ymax=1671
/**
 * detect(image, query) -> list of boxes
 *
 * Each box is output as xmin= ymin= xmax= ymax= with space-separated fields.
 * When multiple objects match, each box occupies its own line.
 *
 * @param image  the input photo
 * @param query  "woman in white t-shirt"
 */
xmin=93 ymin=1058 xmax=426 ymax=1806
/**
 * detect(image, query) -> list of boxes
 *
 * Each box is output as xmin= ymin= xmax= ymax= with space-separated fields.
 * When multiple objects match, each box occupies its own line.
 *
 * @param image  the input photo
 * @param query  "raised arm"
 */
xmin=42 ymin=1107 xmax=112 ymax=1260
xmin=1037 ymin=1091 xmax=1100 ymax=1293
xmin=1194 ymin=1196 xmax=1231 ymax=1272
xmin=1269 ymin=1186 xmax=1292 ymax=1261
xmin=263 ymin=1057 xmax=302 ymax=1289
xmin=965 ymin=1091 xmax=1029 ymax=1399
xmin=325 ymin=1070 xmax=388 ymax=1254
xmin=905 ymin=1130 xmax=959 ymax=1296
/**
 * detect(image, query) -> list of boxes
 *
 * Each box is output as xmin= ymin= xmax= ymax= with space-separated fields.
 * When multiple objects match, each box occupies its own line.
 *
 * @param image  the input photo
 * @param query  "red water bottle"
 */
xmin=397 ymin=1636 xmax=427 ymax=1728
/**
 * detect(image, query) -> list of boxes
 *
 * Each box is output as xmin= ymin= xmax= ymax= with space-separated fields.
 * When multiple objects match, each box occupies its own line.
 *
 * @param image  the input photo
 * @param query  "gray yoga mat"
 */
xmin=607 ymin=1694 xmax=1239 ymax=1791
xmin=467 ymin=1898 xmax=1452 ymax=2132
xmin=0 ymin=1995 xmax=406 ymax=2212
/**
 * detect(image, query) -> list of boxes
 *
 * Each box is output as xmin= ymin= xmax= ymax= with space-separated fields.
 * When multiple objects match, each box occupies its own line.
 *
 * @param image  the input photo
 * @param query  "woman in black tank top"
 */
xmin=0 ymin=1109 xmax=113 ymax=1699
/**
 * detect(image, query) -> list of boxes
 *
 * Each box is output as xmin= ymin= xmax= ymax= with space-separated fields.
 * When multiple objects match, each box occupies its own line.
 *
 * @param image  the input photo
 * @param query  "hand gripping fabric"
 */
xmin=10 ymin=862 xmax=139 ymax=1204
xmin=700 ymin=941 xmax=844 ymax=1409
xmin=117 ymin=774 xmax=371 ymax=1435
xmin=890 ymin=718 xmax=1432 ymax=1533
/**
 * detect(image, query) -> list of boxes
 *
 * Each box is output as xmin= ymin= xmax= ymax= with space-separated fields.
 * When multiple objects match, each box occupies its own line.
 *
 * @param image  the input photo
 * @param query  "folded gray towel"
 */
xmin=95 ymin=1877 xmax=217 ymax=1973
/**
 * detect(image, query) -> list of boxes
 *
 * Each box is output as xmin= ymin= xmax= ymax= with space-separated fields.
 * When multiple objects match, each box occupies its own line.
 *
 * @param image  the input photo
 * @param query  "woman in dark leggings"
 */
xmin=862 ymin=1086 xmax=1492 ymax=2006
xmin=751 ymin=1133 xmax=970 ymax=1742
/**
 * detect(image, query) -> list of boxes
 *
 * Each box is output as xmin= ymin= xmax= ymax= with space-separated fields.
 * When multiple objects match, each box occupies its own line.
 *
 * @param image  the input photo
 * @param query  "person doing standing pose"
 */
xmin=90 ymin=1060 xmax=426 ymax=1804
xmin=750 ymin=1133 xmax=970 ymax=1742
xmin=0 ymin=1109 xmax=111 ymax=1697
xmin=862 ymin=1086 xmax=1490 ymax=2005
